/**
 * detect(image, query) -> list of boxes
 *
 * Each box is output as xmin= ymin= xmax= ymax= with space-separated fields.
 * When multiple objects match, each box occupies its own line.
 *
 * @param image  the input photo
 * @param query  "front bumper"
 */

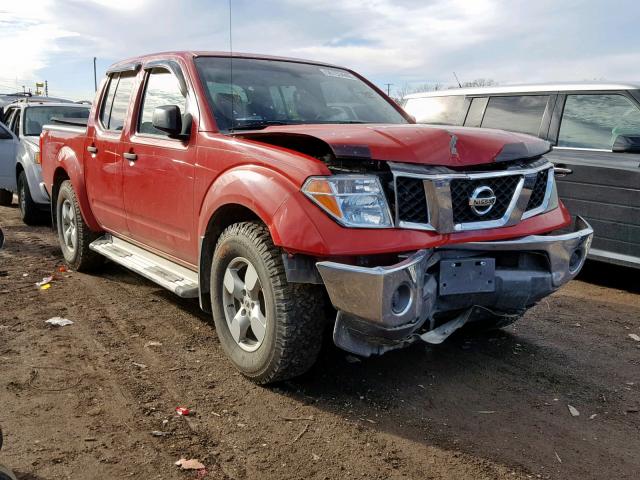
xmin=316 ymin=216 xmax=593 ymax=356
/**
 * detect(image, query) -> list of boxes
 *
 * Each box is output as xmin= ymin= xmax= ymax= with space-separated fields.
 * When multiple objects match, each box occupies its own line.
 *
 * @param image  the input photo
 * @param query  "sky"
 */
xmin=1 ymin=0 xmax=639 ymax=100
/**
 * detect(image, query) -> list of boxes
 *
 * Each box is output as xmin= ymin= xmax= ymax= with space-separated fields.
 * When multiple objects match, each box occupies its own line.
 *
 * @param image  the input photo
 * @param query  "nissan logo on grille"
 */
xmin=469 ymin=186 xmax=497 ymax=216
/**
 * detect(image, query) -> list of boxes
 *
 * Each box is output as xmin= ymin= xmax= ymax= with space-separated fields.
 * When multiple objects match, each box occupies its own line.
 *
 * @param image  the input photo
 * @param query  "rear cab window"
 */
xmin=481 ymin=95 xmax=549 ymax=136
xmin=23 ymin=106 xmax=90 ymax=136
xmin=558 ymin=93 xmax=640 ymax=150
xmin=99 ymin=72 xmax=136 ymax=131
xmin=403 ymin=96 xmax=465 ymax=125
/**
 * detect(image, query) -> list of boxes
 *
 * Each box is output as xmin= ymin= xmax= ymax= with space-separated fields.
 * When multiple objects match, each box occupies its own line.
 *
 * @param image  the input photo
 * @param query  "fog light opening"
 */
xmin=569 ymin=248 xmax=583 ymax=273
xmin=391 ymin=283 xmax=412 ymax=315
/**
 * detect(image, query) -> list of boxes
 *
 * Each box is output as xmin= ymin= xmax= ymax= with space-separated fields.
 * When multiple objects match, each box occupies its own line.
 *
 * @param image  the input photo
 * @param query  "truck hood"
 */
xmin=234 ymin=124 xmax=551 ymax=167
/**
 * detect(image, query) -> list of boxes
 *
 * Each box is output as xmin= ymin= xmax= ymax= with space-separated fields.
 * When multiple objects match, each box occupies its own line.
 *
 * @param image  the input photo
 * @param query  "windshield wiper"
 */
xmin=229 ymin=121 xmax=298 ymax=131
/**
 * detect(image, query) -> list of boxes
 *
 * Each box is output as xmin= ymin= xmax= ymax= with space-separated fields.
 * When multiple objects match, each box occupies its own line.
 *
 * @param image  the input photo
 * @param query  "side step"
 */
xmin=89 ymin=234 xmax=199 ymax=298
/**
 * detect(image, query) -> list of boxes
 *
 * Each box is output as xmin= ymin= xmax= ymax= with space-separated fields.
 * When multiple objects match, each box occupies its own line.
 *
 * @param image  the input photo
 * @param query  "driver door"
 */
xmin=122 ymin=64 xmax=197 ymax=265
xmin=0 ymin=121 xmax=18 ymax=192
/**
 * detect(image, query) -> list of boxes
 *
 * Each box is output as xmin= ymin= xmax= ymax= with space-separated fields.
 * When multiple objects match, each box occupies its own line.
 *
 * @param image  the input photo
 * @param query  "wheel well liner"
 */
xmin=50 ymin=168 xmax=70 ymax=227
xmin=198 ymin=203 xmax=262 ymax=312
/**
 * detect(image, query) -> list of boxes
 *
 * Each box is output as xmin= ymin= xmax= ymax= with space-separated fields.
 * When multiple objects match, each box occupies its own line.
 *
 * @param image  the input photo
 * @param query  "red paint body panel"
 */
xmin=234 ymin=124 xmax=546 ymax=167
xmin=40 ymin=51 xmax=570 ymax=269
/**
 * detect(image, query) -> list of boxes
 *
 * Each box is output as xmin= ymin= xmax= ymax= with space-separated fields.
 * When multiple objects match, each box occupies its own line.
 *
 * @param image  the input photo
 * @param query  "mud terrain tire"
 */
xmin=56 ymin=180 xmax=103 ymax=272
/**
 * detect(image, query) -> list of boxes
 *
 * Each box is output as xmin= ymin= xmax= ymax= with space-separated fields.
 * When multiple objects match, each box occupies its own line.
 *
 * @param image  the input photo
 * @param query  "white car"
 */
xmin=0 ymin=101 xmax=90 ymax=224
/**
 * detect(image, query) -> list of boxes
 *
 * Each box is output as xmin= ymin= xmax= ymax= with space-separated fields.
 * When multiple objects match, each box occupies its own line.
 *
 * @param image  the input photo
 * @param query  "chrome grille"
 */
xmin=392 ymin=162 xmax=554 ymax=233
xmin=396 ymin=177 xmax=428 ymax=223
xmin=451 ymin=175 xmax=521 ymax=223
xmin=525 ymin=168 xmax=549 ymax=211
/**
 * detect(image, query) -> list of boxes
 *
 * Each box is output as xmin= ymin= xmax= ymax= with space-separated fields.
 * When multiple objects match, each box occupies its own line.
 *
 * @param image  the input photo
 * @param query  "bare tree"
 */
xmin=392 ymin=82 xmax=445 ymax=104
xmin=458 ymin=78 xmax=497 ymax=88
xmin=389 ymin=78 xmax=498 ymax=104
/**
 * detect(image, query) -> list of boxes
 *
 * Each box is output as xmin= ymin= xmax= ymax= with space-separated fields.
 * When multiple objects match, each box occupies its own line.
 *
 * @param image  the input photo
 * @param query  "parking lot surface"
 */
xmin=0 ymin=203 xmax=638 ymax=479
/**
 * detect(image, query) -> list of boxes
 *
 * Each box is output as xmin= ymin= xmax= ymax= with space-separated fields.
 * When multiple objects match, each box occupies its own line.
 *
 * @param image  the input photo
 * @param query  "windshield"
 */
xmin=24 ymin=106 xmax=90 ymax=136
xmin=195 ymin=57 xmax=408 ymax=131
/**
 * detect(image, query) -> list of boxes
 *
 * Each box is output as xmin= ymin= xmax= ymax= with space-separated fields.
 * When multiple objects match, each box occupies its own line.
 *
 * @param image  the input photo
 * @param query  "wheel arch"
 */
xmin=49 ymin=149 xmax=101 ymax=232
xmin=198 ymin=203 xmax=263 ymax=313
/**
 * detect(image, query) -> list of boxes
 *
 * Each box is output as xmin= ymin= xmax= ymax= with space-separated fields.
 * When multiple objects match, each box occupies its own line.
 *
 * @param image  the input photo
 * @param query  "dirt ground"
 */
xmin=0 ymin=202 xmax=638 ymax=480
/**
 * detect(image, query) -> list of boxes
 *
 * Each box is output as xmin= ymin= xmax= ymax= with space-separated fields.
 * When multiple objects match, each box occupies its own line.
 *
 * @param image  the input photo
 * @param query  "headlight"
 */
xmin=302 ymin=175 xmax=393 ymax=228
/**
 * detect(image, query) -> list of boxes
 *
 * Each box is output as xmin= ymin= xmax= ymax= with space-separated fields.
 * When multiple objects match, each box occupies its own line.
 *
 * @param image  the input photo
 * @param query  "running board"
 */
xmin=89 ymin=235 xmax=199 ymax=298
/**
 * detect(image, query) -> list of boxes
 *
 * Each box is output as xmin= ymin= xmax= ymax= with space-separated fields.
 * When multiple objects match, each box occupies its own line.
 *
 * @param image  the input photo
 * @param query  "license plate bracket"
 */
xmin=439 ymin=258 xmax=496 ymax=295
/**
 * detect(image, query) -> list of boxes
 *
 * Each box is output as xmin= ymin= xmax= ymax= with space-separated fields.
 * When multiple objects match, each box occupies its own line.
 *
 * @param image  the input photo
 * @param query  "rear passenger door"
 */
xmin=86 ymin=70 xmax=138 ymax=234
xmin=546 ymin=92 xmax=640 ymax=266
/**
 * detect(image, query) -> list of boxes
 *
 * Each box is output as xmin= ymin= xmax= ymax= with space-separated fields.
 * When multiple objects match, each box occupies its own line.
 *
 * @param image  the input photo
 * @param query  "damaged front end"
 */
xmin=316 ymin=217 xmax=593 ymax=356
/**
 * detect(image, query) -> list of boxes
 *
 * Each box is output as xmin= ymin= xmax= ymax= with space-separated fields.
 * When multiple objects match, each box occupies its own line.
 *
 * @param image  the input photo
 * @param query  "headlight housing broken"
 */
xmin=302 ymin=175 xmax=393 ymax=228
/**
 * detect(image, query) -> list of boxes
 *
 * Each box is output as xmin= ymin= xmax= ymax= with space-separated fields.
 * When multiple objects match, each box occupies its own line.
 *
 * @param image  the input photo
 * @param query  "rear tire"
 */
xmin=18 ymin=171 xmax=45 ymax=225
xmin=56 ymin=180 xmax=103 ymax=272
xmin=210 ymin=222 xmax=325 ymax=384
xmin=0 ymin=189 xmax=12 ymax=206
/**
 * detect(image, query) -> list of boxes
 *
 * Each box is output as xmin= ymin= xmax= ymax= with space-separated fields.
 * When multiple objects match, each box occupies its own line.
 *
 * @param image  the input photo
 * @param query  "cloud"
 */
xmin=0 ymin=1 xmax=79 ymax=87
xmin=1 ymin=0 xmax=639 ymax=99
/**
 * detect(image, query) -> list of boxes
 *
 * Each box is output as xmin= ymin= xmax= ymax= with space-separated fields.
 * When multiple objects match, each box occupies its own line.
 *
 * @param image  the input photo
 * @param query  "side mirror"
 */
xmin=152 ymin=105 xmax=182 ymax=137
xmin=612 ymin=134 xmax=640 ymax=153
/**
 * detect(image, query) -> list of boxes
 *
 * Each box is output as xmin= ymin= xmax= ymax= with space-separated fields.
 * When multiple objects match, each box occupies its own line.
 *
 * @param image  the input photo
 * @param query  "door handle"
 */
xmin=553 ymin=164 xmax=572 ymax=177
xmin=87 ymin=146 xmax=98 ymax=154
xmin=123 ymin=152 xmax=137 ymax=161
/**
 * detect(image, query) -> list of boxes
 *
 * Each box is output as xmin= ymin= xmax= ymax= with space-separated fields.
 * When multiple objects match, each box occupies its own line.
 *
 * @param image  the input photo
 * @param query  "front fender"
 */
xmin=197 ymin=165 xmax=324 ymax=249
xmin=55 ymin=146 xmax=101 ymax=231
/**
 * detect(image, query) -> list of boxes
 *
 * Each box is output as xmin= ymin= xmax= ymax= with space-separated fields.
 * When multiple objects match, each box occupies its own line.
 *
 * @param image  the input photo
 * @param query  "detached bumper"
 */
xmin=316 ymin=216 xmax=593 ymax=356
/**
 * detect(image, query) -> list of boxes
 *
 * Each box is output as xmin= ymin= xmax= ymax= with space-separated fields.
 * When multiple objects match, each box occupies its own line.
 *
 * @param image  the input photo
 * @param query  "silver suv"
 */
xmin=403 ymin=83 xmax=640 ymax=269
xmin=0 ymin=100 xmax=90 ymax=224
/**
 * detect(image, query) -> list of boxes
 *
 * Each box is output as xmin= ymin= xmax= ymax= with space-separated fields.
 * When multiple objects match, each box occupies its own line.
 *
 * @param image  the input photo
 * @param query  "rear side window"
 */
xmin=403 ymin=96 xmax=465 ymax=125
xmin=558 ymin=94 xmax=640 ymax=149
xmin=464 ymin=97 xmax=488 ymax=127
xmin=481 ymin=95 xmax=549 ymax=136
xmin=11 ymin=111 xmax=20 ymax=136
xmin=99 ymin=73 xmax=136 ymax=131
xmin=138 ymin=68 xmax=188 ymax=136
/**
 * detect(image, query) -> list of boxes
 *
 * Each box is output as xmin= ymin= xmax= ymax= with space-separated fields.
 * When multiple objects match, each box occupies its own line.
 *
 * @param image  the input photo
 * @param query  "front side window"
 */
xmin=138 ymin=68 xmax=188 ymax=136
xmin=24 ymin=106 xmax=90 ymax=136
xmin=558 ymin=94 xmax=640 ymax=149
xmin=481 ymin=95 xmax=549 ymax=136
xmin=99 ymin=72 xmax=136 ymax=131
xmin=195 ymin=57 xmax=408 ymax=132
xmin=403 ymin=96 xmax=465 ymax=125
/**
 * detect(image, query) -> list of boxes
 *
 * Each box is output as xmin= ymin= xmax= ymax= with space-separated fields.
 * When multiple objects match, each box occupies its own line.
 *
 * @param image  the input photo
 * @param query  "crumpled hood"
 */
xmin=234 ymin=123 xmax=551 ymax=167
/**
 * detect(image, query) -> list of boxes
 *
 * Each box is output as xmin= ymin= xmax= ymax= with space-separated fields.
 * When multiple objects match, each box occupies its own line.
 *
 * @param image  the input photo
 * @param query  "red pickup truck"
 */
xmin=41 ymin=51 xmax=593 ymax=383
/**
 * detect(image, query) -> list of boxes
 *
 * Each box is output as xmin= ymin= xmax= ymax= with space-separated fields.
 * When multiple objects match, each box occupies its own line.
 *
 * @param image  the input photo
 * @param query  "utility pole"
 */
xmin=45 ymin=80 xmax=48 ymax=97
xmin=384 ymin=83 xmax=393 ymax=96
xmin=93 ymin=57 xmax=98 ymax=92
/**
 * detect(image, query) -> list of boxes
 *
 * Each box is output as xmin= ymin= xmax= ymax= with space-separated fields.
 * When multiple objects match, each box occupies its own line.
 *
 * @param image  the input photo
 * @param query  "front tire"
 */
xmin=56 ymin=180 xmax=103 ymax=272
xmin=211 ymin=222 xmax=325 ymax=384
xmin=18 ymin=171 xmax=45 ymax=225
xmin=0 ymin=189 xmax=12 ymax=206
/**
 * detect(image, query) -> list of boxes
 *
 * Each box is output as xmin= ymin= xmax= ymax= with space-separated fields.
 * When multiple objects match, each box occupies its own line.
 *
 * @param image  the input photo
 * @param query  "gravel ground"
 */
xmin=0 ymin=202 xmax=638 ymax=480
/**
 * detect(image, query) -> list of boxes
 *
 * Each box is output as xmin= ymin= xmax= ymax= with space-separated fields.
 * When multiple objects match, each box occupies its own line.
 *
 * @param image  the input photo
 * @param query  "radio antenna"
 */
xmin=453 ymin=71 xmax=462 ymax=88
xmin=229 ymin=0 xmax=234 ymax=131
